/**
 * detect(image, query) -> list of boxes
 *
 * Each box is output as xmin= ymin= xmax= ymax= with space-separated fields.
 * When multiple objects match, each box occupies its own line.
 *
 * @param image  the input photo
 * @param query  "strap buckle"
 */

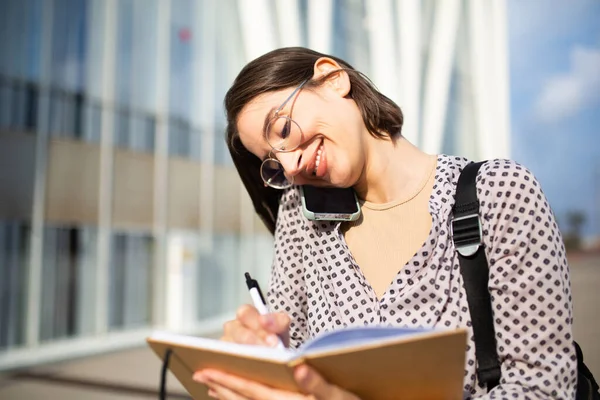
xmin=451 ymin=213 xmax=482 ymax=257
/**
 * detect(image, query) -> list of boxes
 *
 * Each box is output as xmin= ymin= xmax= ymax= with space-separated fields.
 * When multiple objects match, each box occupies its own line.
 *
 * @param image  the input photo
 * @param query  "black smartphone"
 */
xmin=299 ymin=185 xmax=361 ymax=221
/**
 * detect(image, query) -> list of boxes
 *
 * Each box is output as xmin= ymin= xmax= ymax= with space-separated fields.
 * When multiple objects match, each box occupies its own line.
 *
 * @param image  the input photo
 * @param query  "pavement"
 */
xmin=0 ymin=345 xmax=191 ymax=399
xmin=1 ymin=254 xmax=599 ymax=399
xmin=570 ymin=253 xmax=600 ymax=378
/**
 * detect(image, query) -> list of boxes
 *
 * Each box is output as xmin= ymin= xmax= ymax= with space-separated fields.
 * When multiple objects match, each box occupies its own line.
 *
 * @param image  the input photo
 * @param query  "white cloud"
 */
xmin=534 ymin=46 xmax=600 ymax=123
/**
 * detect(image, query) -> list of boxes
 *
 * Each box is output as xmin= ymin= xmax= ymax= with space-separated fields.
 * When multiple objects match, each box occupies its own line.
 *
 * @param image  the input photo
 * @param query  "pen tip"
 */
xmin=244 ymin=272 xmax=251 ymax=280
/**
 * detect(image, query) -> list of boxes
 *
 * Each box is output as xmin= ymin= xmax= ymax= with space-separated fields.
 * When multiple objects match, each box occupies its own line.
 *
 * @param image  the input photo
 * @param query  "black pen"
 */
xmin=244 ymin=272 xmax=285 ymax=349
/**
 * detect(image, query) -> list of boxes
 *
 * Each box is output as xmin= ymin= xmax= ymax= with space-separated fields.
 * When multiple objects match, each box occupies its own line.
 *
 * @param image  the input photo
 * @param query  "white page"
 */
xmin=152 ymin=326 xmax=449 ymax=363
xmin=150 ymin=331 xmax=296 ymax=362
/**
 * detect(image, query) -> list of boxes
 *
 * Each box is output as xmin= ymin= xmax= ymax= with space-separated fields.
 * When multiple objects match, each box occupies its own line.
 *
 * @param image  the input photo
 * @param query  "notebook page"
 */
xmin=150 ymin=331 xmax=296 ymax=362
xmin=299 ymin=326 xmax=431 ymax=355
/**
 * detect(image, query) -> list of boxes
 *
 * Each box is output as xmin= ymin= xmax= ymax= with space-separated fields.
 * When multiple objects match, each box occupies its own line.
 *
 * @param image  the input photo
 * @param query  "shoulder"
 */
xmin=434 ymin=156 xmax=547 ymax=217
xmin=438 ymin=156 xmax=537 ymax=187
xmin=477 ymin=159 xmax=536 ymax=184
xmin=475 ymin=159 xmax=546 ymax=211
xmin=437 ymin=156 xmax=543 ymax=201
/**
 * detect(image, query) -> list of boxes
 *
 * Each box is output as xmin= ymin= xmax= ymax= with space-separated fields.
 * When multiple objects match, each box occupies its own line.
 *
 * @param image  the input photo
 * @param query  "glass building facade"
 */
xmin=0 ymin=0 xmax=510 ymax=370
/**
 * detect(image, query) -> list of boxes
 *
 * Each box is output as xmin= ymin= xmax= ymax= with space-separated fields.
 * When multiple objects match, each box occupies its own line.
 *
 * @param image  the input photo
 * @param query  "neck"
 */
xmin=353 ymin=135 xmax=435 ymax=204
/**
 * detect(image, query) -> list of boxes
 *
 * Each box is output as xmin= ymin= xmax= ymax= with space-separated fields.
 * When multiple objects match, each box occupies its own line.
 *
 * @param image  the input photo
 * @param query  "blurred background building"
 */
xmin=0 ymin=0 xmax=510 ymax=372
xmin=1 ymin=0 xmax=597 ymax=399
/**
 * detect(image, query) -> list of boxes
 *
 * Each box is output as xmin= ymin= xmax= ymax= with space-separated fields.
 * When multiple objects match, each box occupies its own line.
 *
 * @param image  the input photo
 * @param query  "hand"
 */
xmin=221 ymin=304 xmax=290 ymax=348
xmin=193 ymin=364 xmax=361 ymax=400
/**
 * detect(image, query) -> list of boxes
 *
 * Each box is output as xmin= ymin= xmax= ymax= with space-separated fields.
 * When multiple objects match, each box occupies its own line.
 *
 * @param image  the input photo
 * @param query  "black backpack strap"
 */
xmin=159 ymin=348 xmax=173 ymax=400
xmin=575 ymin=342 xmax=600 ymax=399
xmin=452 ymin=161 xmax=501 ymax=390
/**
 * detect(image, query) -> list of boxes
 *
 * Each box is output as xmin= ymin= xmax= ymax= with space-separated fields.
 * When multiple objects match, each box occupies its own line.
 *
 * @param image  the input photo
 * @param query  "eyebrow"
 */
xmin=262 ymin=106 xmax=276 ymax=136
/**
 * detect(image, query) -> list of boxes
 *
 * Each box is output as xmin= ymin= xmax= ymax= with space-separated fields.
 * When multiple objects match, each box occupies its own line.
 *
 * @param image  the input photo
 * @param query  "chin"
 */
xmin=298 ymin=169 xmax=354 ymax=189
xmin=323 ymin=175 xmax=355 ymax=189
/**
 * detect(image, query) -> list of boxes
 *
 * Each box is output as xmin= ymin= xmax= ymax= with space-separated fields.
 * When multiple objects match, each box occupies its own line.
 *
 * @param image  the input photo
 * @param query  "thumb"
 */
xmin=294 ymin=365 xmax=356 ymax=400
xmin=294 ymin=365 xmax=331 ymax=398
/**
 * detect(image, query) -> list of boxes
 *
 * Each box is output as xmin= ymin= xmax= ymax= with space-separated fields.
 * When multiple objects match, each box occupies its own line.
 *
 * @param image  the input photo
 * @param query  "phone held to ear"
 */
xmin=300 ymin=185 xmax=361 ymax=222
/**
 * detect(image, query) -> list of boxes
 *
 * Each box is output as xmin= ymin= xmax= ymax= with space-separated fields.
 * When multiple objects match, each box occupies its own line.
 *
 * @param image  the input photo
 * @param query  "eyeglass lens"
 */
xmin=260 ymin=158 xmax=292 ymax=188
xmin=265 ymin=116 xmax=302 ymax=152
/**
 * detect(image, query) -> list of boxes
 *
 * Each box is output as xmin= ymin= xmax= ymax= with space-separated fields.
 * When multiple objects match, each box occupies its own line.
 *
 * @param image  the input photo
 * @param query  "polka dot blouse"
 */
xmin=267 ymin=155 xmax=577 ymax=399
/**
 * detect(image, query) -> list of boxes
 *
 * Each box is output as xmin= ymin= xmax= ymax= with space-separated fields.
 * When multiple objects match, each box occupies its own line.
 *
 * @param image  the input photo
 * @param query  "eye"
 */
xmin=280 ymin=120 xmax=291 ymax=139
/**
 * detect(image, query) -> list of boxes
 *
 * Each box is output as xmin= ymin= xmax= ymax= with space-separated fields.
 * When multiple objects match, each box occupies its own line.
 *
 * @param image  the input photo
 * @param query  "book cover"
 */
xmin=147 ymin=326 xmax=468 ymax=400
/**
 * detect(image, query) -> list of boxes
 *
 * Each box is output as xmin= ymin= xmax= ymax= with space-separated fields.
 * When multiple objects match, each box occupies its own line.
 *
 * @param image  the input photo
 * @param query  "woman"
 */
xmin=193 ymin=47 xmax=577 ymax=399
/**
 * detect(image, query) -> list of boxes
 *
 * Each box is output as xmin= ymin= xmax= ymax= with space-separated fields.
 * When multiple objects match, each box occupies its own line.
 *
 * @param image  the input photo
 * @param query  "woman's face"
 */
xmin=237 ymin=75 xmax=368 ymax=188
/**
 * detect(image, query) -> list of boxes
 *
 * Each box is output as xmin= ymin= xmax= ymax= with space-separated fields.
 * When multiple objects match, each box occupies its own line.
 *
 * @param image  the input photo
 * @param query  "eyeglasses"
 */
xmin=260 ymin=79 xmax=309 ymax=189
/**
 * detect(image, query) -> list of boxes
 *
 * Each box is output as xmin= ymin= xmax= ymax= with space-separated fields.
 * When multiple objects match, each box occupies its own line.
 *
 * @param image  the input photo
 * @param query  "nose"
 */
xmin=276 ymin=149 xmax=304 ymax=178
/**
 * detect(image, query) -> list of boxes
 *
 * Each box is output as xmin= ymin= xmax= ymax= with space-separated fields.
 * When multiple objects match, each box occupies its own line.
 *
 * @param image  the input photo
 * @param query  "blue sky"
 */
xmin=507 ymin=0 xmax=600 ymax=238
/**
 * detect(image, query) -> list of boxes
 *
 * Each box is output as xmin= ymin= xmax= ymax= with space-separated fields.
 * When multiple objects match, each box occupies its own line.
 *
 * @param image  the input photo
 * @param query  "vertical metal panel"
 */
xmin=40 ymin=227 xmax=56 ymax=341
xmin=469 ymin=0 xmax=509 ymax=159
xmin=467 ymin=0 xmax=490 ymax=159
xmin=308 ymin=0 xmax=333 ymax=53
xmin=76 ymin=227 xmax=97 ymax=336
xmin=490 ymin=0 xmax=511 ymax=158
xmin=197 ymin=0 xmax=216 ymax=234
xmin=220 ymin=0 xmax=258 ymax=302
xmin=397 ymin=0 xmax=422 ymax=145
xmin=96 ymin=0 xmax=118 ymax=334
xmin=420 ymin=0 xmax=461 ymax=154
xmin=26 ymin=0 xmax=53 ymax=348
xmin=237 ymin=0 xmax=277 ymax=60
xmin=151 ymin=0 xmax=170 ymax=328
xmin=366 ymin=0 xmax=399 ymax=104
xmin=194 ymin=0 xmax=217 ymax=323
xmin=275 ymin=0 xmax=303 ymax=47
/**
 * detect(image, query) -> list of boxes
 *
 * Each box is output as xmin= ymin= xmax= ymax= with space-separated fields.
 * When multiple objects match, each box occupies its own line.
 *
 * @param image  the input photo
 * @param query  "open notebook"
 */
xmin=148 ymin=326 xmax=468 ymax=400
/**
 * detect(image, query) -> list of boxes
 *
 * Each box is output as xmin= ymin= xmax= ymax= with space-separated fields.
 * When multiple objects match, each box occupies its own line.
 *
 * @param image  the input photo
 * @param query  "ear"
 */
xmin=313 ymin=57 xmax=351 ymax=97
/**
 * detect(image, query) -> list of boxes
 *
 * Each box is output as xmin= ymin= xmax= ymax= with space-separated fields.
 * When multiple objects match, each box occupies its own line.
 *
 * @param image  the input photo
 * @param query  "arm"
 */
xmin=267 ymin=187 xmax=309 ymax=349
xmin=476 ymin=160 xmax=577 ymax=399
xmin=199 ymin=190 xmax=362 ymax=399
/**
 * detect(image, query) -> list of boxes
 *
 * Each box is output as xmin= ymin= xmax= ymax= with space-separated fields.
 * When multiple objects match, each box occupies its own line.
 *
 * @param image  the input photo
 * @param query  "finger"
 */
xmin=237 ymin=305 xmax=277 ymax=343
xmin=195 ymin=372 xmax=239 ymax=399
xmin=236 ymin=305 xmax=262 ymax=330
xmin=221 ymin=319 xmax=239 ymax=341
xmin=259 ymin=312 xmax=290 ymax=333
xmin=237 ymin=305 xmax=288 ymax=347
xmin=221 ymin=320 xmax=264 ymax=346
xmin=208 ymin=382 xmax=247 ymax=400
xmin=259 ymin=312 xmax=291 ymax=347
xmin=294 ymin=365 xmax=332 ymax=398
xmin=199 ymin=369 xmax=304 ymax=400
xmin=294 ymin=365 xmax=359 ymax=400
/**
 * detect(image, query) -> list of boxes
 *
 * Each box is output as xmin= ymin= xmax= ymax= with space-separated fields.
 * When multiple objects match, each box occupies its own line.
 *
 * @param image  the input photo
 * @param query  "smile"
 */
xmin=314 ymin=142 xmax=323 ymax=174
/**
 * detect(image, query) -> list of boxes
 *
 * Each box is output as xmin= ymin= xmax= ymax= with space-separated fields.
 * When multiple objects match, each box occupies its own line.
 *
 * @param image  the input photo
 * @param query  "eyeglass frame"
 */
xmin=260 ymin=78 xmax=310 ymax=189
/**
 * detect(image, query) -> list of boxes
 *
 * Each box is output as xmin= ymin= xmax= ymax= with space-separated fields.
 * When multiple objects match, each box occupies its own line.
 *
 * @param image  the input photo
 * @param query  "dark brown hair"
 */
xmin=224 ymin=47 xmax=403 ymax=234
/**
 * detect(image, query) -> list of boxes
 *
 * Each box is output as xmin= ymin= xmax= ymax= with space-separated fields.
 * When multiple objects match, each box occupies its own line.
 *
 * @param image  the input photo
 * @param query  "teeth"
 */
xmin=314 ymin=144 xmax=323 ymax=173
